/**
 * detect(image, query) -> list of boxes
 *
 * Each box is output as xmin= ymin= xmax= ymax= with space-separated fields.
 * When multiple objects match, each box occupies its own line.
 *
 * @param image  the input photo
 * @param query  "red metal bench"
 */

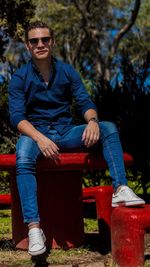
xmin=0 ymin=152 xmax=133 ymax=250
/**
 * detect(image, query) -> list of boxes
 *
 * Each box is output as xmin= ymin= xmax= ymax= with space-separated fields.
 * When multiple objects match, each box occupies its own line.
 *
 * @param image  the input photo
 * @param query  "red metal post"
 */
xmin=111 ymin=205 xmax=150 ymax=267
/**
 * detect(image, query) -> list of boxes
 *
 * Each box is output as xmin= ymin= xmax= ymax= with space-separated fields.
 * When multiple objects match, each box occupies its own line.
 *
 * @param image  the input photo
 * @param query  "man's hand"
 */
xmin=36 ymin=135 xmax=59 ymax=159
xmin=82 ymin=121 xmax=100 ymax=148
xmin=17 ymin=120 xmax=59 ymax=159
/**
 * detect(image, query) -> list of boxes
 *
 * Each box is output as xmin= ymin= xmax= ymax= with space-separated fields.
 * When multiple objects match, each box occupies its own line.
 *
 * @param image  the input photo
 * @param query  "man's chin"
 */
xmin=35 ymin=54 xmax=50 ymax=60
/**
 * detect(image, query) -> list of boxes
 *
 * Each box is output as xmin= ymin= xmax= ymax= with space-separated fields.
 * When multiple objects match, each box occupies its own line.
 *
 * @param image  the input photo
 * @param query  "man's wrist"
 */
xmin=88 ymin=117 xmax=99 ymax=124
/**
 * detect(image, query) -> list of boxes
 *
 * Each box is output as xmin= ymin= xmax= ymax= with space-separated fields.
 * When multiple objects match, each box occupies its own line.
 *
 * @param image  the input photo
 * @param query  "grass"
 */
xmin=0 ymin=209 xmax=150 ymax=266
xmin=0 ymin=209 xmax=98 ymax=238
xmin=0 ymin=209 xmax=12 ymax=240
xmin=84 ymin=218 xmax=98 ymax=233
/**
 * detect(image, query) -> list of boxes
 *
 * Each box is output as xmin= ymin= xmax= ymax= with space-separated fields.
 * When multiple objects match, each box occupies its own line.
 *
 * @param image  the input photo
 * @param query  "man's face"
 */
xmin=26 ymin=28 xmax=54 ymax=60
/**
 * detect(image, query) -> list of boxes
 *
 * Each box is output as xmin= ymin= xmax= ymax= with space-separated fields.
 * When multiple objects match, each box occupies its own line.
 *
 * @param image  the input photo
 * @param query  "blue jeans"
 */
xmin=16 ymin=121 xmax=127 ymax=223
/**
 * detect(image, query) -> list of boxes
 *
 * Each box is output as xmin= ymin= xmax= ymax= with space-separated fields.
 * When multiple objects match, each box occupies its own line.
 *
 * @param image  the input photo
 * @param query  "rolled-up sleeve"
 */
xmin=8 ymin=71 xmax=27 ymax=129
xmin=68 ymin=65 xmax=97 ymax=116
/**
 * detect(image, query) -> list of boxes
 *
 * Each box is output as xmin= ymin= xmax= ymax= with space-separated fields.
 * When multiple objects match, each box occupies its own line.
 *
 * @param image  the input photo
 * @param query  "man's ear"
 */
xmin=25 ymin=42 xmax=30 ymax=51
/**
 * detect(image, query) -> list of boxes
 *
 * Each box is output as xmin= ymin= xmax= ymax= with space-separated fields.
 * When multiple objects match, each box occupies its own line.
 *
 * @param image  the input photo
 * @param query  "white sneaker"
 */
xmin=112 ymin=185 xmax=145 ymax=207
xmin=28 ymin=228 xmax=46 ymax=256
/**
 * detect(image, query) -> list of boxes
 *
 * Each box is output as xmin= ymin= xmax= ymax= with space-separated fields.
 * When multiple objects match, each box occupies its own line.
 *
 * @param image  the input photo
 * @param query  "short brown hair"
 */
xmin=25 ymin=21 xmax=54 ymax=42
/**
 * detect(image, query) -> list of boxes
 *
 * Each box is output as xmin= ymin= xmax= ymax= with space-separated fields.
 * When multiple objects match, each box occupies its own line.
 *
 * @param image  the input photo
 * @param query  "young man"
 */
xmin=8 ymin=21 xmax=145 ymax=256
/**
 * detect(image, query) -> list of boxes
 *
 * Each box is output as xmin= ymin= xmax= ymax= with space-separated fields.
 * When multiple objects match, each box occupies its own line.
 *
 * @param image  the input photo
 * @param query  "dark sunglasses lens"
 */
xmin=41 ymin=37 xmax=51 ymax=43
xmin=29 ymin=38 xmax=39 ymax=45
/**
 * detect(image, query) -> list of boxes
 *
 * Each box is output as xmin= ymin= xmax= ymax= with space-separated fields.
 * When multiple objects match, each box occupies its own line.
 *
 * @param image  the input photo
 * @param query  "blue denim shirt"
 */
xmin=8 ymin=58 xmax=97 ymax=135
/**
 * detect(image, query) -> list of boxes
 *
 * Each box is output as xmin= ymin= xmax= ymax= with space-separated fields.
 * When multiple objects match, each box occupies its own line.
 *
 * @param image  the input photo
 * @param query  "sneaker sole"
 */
xmin=112 ymin=200 xmax=145 ymax=207
xmin=29 ymin=245 xmax=46 ymax=256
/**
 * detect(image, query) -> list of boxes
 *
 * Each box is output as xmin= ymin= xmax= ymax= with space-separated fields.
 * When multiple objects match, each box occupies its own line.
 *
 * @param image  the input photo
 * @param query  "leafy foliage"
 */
xmin=117 ymin=0 xmax=150 ymax=63
xmin=0 ymin=77 xmax=18 ymax=154
xmin=0 ymin=0 xmax=35 ymax=61
xmin=0 ymin=0 xmax=149 ymax=194
xmin=0 ymin=0 xmax=35 ymax=40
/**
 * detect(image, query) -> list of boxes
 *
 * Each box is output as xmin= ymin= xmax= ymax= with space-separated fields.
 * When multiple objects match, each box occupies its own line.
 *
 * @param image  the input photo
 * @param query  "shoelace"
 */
xmin=29 ymin=231 xmax=42 ymax=245
xmin=121 ymin=187 xmax=138 ymax=199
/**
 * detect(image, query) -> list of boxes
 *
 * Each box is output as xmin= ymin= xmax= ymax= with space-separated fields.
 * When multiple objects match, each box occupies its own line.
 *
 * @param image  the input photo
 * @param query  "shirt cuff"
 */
xmin=10 ymin=115 xmax=27 ymax=129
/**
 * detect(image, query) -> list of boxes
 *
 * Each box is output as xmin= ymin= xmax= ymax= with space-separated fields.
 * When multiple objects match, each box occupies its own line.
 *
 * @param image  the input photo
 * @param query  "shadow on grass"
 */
xmin=145 ymin=255 xmax=150 ymax=261
xmin=0 ymin=239 xmax=14 ymax=250
xmin=31 ymin=252 xmax=49 ymax=267
xmin=0 ymin=239 xmax=49 ymax=266
xmin=84 ymin=232 xmax=111 ymax=255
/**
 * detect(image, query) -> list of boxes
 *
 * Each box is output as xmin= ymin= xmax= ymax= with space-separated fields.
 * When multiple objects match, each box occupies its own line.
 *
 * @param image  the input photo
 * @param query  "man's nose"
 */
xmin=37 ymin=39 xmax=44 ymax=47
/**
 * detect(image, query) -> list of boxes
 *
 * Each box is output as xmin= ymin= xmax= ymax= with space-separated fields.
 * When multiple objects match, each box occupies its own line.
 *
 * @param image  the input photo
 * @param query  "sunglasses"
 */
xmin=28 ymin=36 xmax=51 ymax=46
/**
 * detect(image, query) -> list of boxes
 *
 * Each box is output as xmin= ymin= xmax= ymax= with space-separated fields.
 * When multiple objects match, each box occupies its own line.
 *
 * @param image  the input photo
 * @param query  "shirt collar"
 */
xmin=30 ymin=56 xmax=56 ymax=74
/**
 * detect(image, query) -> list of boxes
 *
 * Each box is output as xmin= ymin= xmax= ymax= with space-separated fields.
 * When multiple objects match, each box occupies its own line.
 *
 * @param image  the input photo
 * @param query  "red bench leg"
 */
xmin=111 ymin=205 xmax=150 ymax=267
xmin=95 ymin=186 xmax=113 ymax=252
xmin=10 ymin=170 xmax=84 ymax=250
xmin=83 ymin=186 xmax=113 ymax=252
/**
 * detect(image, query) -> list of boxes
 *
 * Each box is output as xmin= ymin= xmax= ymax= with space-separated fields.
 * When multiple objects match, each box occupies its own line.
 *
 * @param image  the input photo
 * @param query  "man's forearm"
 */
xmin=84 ymin=109 xmax=99 ymax=123
xmin=17 ymin=120 xmax=44 ymax=142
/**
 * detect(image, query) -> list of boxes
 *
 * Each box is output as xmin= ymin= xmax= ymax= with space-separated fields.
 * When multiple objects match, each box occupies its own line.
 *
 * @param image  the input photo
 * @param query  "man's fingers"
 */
xmin=52 ymin=142 xmax=59 ymax=151
xmin=42 ymin=143 xmax=59 ymax=159
xmin=43 ymin=149 xmax=59 ymax=159
xmin=84 ymin=132 xmax=91 ymax=146
xmin=93 ymin=132 xmax=100 ymax=142
xmin=84 ymin=131 xmax=95 ymax=147
xmin=82 ymin=129 xmax=87 ymax=141
xmin=83 ymin=125 xmax=100 ymax=147
xmin=84 ymin=131 xmax=100 ymax=147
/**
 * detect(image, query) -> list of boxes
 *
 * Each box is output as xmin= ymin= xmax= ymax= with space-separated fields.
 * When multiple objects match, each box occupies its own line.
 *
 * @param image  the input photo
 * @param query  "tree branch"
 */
xmin=73 ymin=0 xmax=107 ymax=80
xmin=74 ymin=0 xmax=92 ymax=23
xmin=110 ymin=0 xmax=141 ymax=57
